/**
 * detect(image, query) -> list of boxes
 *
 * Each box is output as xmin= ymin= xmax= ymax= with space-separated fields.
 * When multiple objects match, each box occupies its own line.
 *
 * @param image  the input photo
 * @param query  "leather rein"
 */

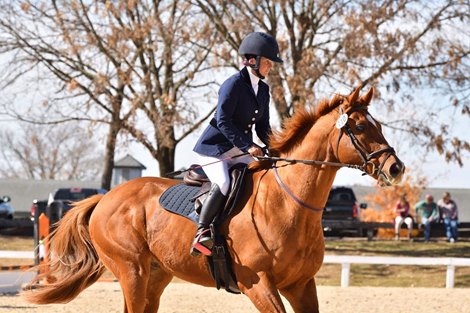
xmin=259 ymin=105 xmax=397 ymax=212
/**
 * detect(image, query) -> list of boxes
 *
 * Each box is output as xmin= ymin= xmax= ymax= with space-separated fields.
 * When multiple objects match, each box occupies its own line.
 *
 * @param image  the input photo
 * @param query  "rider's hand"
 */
xmin=248 ymin=145 xmax=263 ymax=157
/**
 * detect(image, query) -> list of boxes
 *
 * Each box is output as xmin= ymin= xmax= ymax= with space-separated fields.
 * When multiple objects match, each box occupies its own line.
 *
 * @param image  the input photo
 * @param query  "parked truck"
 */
xmin=30 ymin=187 xmax=107 ymax=224
xmin=322 ymin=186 xmax=369 ymax=237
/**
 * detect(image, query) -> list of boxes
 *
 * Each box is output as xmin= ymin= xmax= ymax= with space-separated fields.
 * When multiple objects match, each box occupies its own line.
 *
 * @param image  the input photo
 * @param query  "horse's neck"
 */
xmin=275 ymin=116 xmax=339 ymax=212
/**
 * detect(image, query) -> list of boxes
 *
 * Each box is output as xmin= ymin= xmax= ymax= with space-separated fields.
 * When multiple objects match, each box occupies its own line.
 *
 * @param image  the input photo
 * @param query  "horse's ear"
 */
xmin=359 ymin=87 xmax=374 ymax=105
xmin=347 ymin=86 xmax=362 ymax=104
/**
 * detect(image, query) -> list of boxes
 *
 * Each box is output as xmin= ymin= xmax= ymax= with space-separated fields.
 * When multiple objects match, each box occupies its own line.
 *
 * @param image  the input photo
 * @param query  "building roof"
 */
xmin=0 ymin=178 xmax=101 ymax=216
xmin=114 ymin=154 xmax=147 ymax=169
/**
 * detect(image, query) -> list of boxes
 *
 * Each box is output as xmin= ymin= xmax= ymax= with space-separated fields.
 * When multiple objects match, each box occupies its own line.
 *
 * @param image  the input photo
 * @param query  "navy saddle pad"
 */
xmin=159 ymin=183 xmax=201 ymax=224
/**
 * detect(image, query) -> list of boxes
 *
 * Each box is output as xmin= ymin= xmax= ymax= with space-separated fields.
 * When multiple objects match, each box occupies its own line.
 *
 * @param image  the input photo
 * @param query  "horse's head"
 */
xmin=332 ymin=87 xmax=405 ymax=186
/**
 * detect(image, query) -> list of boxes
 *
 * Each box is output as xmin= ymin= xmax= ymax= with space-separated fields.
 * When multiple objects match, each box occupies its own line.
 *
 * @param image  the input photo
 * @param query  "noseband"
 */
xmin=336 ymin=105 xmax=396 ymax=178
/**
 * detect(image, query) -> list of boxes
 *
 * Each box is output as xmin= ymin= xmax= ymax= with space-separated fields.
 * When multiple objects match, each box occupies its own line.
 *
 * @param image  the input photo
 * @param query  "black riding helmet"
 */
xmin=239 ymin=32 xmax=283 ymax=78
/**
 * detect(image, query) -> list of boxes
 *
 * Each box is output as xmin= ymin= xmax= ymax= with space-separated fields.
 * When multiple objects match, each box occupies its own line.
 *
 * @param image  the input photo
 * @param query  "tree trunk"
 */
xmin=101 ymin=120 xmax=121 ymax=190
xmin=268 ymin=67 xmax=291 ymax=120
xmin=157 ymin=145 xmax=176 ymax=177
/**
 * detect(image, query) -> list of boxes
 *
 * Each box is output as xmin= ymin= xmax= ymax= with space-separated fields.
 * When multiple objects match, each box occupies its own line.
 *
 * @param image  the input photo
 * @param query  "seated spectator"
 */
xmin=394 ymin=194 xmax=413 ymax=240
xmin=414 ymin=194 xmax=439 ymax=242
xmin=438 ymin=192 xmax=459 ymax=243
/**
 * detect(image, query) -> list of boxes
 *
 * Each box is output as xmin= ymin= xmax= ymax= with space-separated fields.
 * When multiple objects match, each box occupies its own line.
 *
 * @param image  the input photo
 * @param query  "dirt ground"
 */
xmin=0 ymin=281 xmax=469 ymax=313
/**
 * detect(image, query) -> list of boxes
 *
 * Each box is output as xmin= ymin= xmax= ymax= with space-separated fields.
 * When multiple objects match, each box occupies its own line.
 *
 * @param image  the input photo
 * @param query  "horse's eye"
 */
xmin=356 ymin=124 xmax=366 ymax=132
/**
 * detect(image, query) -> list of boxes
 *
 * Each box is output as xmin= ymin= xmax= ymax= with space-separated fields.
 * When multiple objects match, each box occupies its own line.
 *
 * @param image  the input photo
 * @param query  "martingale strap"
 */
xmin=273 ymin=166 xmax=323 ymax=212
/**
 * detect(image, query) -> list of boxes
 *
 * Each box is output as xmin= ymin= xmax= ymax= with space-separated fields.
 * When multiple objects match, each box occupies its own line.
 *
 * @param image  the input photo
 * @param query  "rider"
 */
xmin=191 ymin=32 xmax=283 ymax=256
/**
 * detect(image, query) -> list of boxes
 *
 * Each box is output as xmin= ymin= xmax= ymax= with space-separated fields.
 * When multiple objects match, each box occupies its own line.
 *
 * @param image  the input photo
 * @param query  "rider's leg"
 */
xmin=190 ymin=148 xmax=254 ymax=256
xmin=190 ymin=183 xmax=227 ymax=256
xmin=190 ymin=153 xmax=230 ymax=256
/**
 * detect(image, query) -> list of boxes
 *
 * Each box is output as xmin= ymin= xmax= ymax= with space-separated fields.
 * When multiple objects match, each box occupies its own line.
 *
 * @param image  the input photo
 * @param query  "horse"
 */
xmin=24 ymin=87 xmax=404 ymax=313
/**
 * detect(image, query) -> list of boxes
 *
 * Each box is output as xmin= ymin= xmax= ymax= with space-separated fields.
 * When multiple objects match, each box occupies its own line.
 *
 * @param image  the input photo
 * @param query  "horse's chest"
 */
xmin=290 ymin=246 xmax=324 ymax=272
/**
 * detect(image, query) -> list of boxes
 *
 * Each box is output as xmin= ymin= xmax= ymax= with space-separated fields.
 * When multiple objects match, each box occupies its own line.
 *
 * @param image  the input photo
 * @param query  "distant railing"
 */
xmin=0 ymin=251 xmax=34 ymax=259
xmin=2 ymin=251 xmax=470 ymax=288
xmin=324 ymin=255 xmax=470 ymax=288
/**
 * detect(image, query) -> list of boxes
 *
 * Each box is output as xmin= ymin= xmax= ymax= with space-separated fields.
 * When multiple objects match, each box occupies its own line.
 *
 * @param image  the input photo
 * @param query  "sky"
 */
xmin=1 ymin=45 xmax=467 ymax=189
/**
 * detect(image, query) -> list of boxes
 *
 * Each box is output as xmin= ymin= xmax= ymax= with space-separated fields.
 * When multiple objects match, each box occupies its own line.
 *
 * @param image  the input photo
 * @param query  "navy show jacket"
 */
xmin=193 ymin=67 xmax=271 ymax=157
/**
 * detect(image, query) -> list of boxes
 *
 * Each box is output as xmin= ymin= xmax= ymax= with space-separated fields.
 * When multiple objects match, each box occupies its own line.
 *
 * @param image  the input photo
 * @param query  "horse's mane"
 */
xmin=269 ymin=94 xmax=344 ymax=156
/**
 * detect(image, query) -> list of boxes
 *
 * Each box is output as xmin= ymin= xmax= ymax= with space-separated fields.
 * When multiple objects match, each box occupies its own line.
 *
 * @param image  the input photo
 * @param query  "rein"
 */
xmin=164 ymin=152 xmax=249 ymax=177
xmin=256 ymin=156 xmax=365 ymax=171
xmin=261 ymin=104 xmax=397 ymax=212
xmin=258 ymin=156 xmax=364 ymax=213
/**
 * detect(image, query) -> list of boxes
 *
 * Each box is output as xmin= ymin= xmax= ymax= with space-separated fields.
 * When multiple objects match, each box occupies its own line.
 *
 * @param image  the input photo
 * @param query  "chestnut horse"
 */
xmin=25 ymin=87 xmax=404 ymax=312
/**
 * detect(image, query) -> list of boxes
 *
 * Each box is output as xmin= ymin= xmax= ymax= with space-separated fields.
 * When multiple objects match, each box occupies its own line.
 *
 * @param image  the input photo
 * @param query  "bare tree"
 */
xmin=0 ymin=0 xmax=217 ymax=186
xmin=195 ymin=0 xmax=470 ymax=165
xmin=0 ymin=122 xmax=103 ymax=180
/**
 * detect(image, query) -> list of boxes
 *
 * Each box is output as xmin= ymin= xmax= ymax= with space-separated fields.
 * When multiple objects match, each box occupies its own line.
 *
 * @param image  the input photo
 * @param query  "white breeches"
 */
xmin=196 ymin=147 xmax=255 ymax=196
xmin=395 ymin=216 xmax=413 ymax=234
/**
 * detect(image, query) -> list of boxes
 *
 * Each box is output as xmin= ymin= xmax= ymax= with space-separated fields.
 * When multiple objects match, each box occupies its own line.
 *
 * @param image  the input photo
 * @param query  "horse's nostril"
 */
xmin=389 ymin=162 xmax=403 ymax=178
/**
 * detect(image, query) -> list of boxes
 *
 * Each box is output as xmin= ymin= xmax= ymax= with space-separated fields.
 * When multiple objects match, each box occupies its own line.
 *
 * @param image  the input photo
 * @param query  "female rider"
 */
xmin=191 ymin=32 xmax=283 ymax=256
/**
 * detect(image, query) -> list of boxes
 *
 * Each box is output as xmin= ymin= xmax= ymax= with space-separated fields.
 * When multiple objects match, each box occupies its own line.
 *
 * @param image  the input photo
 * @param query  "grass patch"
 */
xmin=0 ymin=235 xmax=35 ymax=251
xmin=317 ymin=239 xmax=470 ymax=287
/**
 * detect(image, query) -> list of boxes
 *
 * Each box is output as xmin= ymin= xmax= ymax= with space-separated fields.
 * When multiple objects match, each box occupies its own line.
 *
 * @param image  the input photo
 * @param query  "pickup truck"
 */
xmin=322 ymin=186 xmax=368 ymax=237
xmin=30 ymin=187 xmax=107 ymax=223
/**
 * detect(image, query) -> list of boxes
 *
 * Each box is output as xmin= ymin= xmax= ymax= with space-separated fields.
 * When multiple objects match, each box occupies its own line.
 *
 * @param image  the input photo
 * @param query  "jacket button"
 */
xmin=252 ymin=117 xmax=256 ymax=121
xmin=244 ymin=130 xmax=249 ymax=134
xmin=255 ymin=110 xmax=259 ymax=114
xmin=247 ymin=124 xmax=252 ymax=128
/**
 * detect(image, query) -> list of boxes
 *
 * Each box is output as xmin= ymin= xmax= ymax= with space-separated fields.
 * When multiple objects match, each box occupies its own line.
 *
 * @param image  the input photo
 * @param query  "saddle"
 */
xmin=183 ymin=164 xmax=246 ymax=220
xmin=160 ymin=163 xmax=248 ymax=294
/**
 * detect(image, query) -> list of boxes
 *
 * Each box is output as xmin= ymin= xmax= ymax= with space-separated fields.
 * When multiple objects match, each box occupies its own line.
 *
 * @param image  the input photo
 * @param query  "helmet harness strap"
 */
xmin=243 ymin=56 xmax=265 ymax=79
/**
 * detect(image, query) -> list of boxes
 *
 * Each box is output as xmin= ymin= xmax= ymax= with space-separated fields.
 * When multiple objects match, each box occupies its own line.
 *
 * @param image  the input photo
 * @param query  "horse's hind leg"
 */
xmin=111 ymin=251 xmax=153 ymax=313
xmin=143 ymin=259 xmax=173 ymax=312
xmin=111 ymin=253 xmax=172 ymax=313
xmin=94 ymin=233 xmax=158 ymax=313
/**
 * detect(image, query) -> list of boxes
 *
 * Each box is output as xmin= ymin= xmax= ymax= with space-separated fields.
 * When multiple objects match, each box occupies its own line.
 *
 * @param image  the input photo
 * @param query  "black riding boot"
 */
xmin=190 ymin=184 xmax=226 ymax=256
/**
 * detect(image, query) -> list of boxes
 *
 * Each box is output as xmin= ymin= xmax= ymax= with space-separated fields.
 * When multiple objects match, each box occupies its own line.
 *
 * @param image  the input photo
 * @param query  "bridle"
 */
xmin=263 ymin=104 xmax=399 ymax=212
xmin=260 ymin=104 xmax=397 ymax=177
xmin=336 ymin=105 xmax=396 ymax=178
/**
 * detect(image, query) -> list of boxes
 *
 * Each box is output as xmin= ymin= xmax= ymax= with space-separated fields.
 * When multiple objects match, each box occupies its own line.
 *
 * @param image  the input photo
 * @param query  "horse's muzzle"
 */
xmin=389 ymin=162 xmax=405 ymax=179
xmin=379 ymin=157 xmax=405 ymax=186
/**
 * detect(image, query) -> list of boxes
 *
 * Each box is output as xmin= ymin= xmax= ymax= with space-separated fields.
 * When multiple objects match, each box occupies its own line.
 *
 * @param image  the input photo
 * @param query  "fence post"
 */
xmin=341 ymin=263 xmax=351 ymax=287
xmin=446 ymin=264 xmax=455 ymax=288
xmin=38 ymin=213 xmax=50 ymax=276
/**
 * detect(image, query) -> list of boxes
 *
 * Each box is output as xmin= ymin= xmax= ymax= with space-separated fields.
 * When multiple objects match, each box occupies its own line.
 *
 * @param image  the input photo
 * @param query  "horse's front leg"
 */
xmin=279 ymin=277 xmax=319 ymax=313
xmin=239 ymin=271 xmax=287 ymax=313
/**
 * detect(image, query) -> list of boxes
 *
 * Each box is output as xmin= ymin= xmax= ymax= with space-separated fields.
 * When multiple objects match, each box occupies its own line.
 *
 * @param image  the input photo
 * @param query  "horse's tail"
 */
xmin=24 ymin=194 xmax=106 ymax=304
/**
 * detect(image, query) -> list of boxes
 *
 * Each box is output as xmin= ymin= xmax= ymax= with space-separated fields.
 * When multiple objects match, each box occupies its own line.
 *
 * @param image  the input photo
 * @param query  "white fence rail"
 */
xmin=0 ymin=250 xmax=35 ymax=259
xmin=2 ymin=251 xmax=470 ymax=289
xmin=324 ymin=255 xmax=470 ymax=288
xmin=0 ymin=250 xmax=36 ymax=293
